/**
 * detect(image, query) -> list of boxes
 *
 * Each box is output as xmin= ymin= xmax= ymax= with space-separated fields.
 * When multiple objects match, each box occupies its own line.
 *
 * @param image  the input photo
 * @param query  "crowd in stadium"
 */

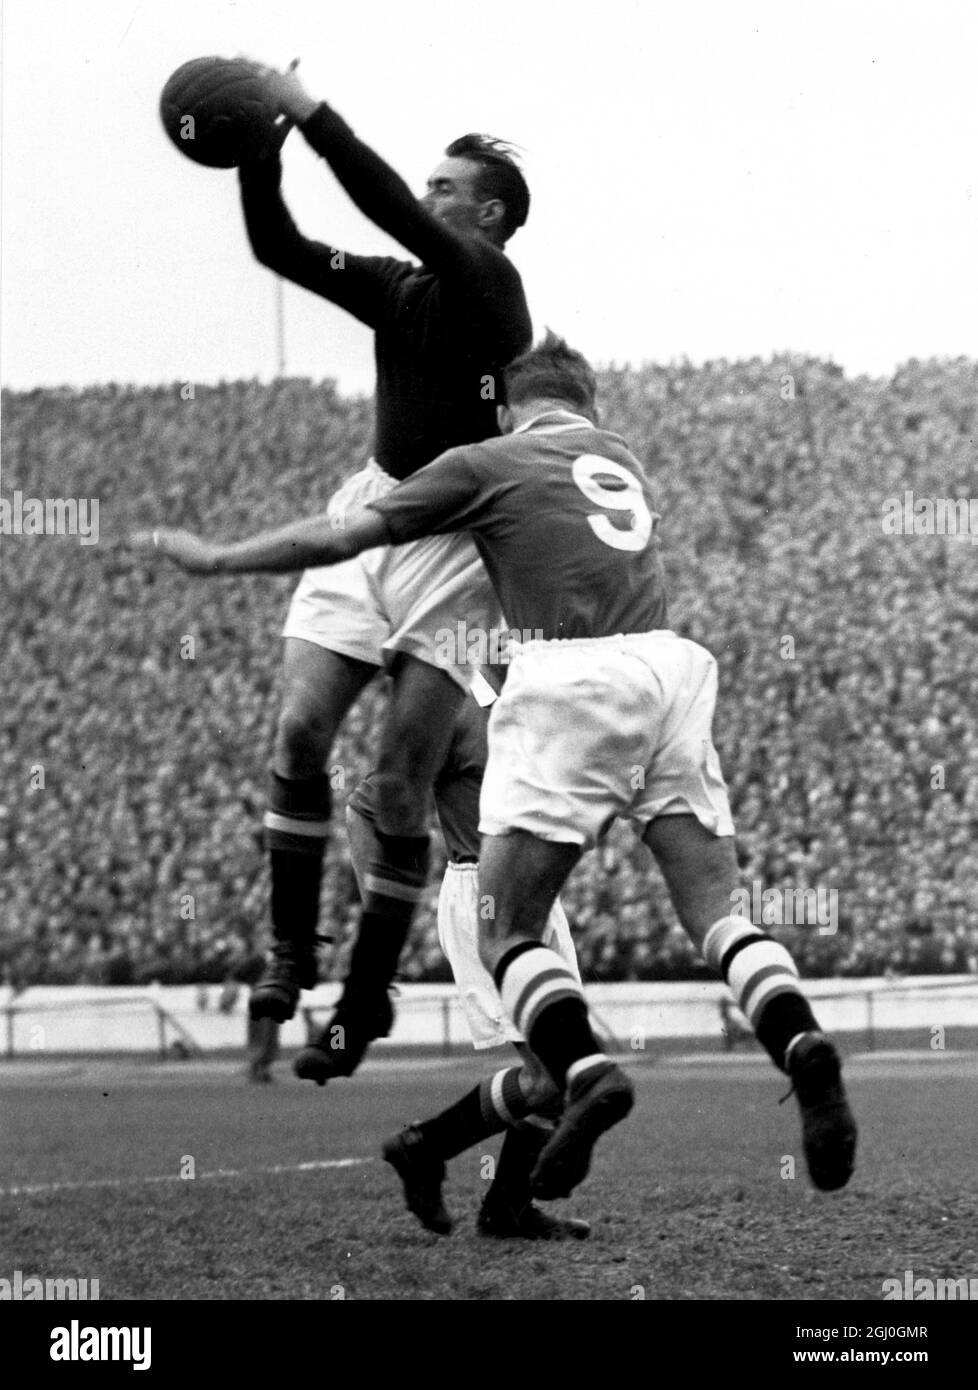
xmin=3 ymin=357 xmax=977 ymax=987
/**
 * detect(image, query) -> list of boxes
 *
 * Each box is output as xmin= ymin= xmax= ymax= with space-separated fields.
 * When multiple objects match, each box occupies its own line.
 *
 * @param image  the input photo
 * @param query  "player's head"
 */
xmin=422 ymin=135 xmax=530 ymax=246
xmin=498 ymin=331 xmax=598 ymax=429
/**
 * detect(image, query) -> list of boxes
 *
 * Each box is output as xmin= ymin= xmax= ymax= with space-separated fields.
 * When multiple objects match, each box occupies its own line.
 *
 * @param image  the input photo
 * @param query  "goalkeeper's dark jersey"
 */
xmin=240 ymin=105 xmax=531 ymax=480
xmin=370 ymin=412 xmax=669 ymax=639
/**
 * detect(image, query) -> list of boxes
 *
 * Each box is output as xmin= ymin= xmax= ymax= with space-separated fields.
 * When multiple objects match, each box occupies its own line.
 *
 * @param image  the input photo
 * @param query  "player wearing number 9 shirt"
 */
xmin=371 ymin=333 xmax=855 ymax=1208
xmin=136 ymin=332 xmax=856 ymax=1207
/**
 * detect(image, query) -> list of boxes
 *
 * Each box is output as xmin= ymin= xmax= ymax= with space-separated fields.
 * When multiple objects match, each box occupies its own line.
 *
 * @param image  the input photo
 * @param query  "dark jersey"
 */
xmin=239 ymin=104 xmax=532 ymax=479
xmin=369 ymin=412 xmax=669 ymax=638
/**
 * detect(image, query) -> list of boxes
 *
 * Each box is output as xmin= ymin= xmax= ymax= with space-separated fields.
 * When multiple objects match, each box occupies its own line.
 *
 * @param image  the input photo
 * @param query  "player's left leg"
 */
xmin=478 ymin=829 xmax=636 ymax=1201
xmin=642 ymin=814 xmax=857 ymax=1191
xmin=424 ymin=845 xmax=589 ymax=1238
xmin=631 ymin=633 xmax=856 ymax=1191
xmin=294 ymin=654 xmax=465 ymax=1084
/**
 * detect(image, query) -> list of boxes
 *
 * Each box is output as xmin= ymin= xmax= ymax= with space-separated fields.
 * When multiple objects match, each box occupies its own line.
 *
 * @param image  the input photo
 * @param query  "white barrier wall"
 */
xmin=1 ymin=977 xmax=975 ymax=1056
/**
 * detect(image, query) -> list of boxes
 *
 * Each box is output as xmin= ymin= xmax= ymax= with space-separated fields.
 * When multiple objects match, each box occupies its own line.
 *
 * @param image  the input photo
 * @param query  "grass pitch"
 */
xmin=2 ymin=1050 xmax=976 ymax=1301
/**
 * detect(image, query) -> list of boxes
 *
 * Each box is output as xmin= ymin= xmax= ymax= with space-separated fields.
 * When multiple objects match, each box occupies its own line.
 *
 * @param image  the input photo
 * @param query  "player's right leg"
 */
xmin=383 ymin=855 xmax=588 ymax=1239
xmin=293 ymin=653 xmax=465 ymax=1079
xmin=471 ymin=1047 xmax=591 ymax=1242
xmin=250 ymin=636 xmax=377 ymax=1023
xmin=252 ymin=459 xmax=393 ymax=1023
xmin=293 ymin=529 xmax=503 ymax=1073
xmin=477 ymin=829 xmax=635 ymax=1202
xmin=252 ymin=455 xmax=397 ymax=1023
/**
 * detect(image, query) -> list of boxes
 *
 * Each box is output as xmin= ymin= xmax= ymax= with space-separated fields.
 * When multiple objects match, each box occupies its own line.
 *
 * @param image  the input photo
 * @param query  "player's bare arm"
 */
xmin=130 ymin=444 xmax=476 ymax=577
xmin=128 ymin=510 xmax=390 ymax=575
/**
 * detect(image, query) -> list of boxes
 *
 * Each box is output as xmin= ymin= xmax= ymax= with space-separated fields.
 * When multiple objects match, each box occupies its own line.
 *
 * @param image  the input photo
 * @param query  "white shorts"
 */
xmin=283 ymin=461 xmax=501 ymax=691
xmin=479 ymin=630 xmax=736 ymax=849
xmin=437 ymin=861 xmax=581 ymax=1049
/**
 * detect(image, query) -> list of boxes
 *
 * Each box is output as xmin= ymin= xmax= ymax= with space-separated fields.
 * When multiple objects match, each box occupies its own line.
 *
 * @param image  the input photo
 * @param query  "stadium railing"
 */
xmin=1 ymin=988 xmax=202 ymax=1060
xmin=1 ymin=977 xmax=974 ymax=1058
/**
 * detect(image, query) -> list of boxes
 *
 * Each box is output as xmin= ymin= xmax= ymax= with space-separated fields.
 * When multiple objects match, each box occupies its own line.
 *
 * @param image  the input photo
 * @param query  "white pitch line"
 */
xmin=0 ymin=1156 xmax=372 ymax=1199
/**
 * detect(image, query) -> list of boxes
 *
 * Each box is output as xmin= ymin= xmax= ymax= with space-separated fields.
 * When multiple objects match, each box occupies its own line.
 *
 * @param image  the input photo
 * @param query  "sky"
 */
xmin=1 ymin=0 xmax=976 ymax=394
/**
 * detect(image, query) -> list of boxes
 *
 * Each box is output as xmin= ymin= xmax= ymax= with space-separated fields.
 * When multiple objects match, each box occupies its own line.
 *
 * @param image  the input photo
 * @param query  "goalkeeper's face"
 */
xmin=422 ymin=157 xmax=499 ymax=239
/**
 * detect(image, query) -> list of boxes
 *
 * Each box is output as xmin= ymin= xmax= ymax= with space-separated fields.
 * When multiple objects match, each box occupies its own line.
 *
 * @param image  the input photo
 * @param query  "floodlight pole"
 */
xmin=275 ymin=277 xmax=286 ymax=377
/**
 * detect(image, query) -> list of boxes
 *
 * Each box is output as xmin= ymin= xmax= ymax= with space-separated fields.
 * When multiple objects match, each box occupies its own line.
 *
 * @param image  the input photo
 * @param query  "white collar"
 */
xmin=512 ymin=410 xmax=594 ymax=435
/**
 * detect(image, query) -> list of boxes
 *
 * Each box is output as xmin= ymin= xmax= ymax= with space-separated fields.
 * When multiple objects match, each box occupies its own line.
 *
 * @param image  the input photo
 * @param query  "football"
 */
xmin=159 ymin=56 xmax=278 ymax=168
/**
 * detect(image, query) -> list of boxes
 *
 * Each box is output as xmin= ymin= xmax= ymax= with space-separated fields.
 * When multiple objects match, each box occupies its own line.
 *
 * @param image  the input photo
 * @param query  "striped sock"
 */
xmin=263 ymin=773 xmax=332 ymax=952
xmin=567 ymin=1054 xmax=611 ymax=1086
xmin=479 ymin=1067 xmax=533 ymax=1128
xmin=416 ymin=1073 xmax=511 ymax=1162
xmin=415 ymin=1068 xmax=537 ymax=1163
xmin=417 ymin=1085 xmax=499 ymax=1160
xmin=702 ymin=915 xmax=820 ymax=1071
xmin=495 ymin=942 xmax=606 ymax=1089
xmin=341 ymin=832 xmax=430 ymax=1004
xmin=363 ymin=830 xmax=430 ymax=920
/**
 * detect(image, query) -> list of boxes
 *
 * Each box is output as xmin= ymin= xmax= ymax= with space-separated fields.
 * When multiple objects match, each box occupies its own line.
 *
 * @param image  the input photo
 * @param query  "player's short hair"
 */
xmin=444 ymin=134 xmax=530 ymax=240
xmin=503 ymin=331 xmax=598 ymax=413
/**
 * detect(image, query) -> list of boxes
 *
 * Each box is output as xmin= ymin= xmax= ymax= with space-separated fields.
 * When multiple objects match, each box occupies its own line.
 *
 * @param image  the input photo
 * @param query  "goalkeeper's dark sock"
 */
xmin=702 ymin=915 xmax=820 ymax=1072
xmin=339 ymin=831 xmax=430 ymax=1005
xmin=495 ymin=942 xmax=608 ymax=1090
xmin=263 ymin=772 xmax=332 ymax=952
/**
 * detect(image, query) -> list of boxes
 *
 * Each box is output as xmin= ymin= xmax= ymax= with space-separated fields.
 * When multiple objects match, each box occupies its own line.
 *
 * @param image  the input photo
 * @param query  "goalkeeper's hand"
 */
xmin=253 ymin=57 xmax=318 ymax=125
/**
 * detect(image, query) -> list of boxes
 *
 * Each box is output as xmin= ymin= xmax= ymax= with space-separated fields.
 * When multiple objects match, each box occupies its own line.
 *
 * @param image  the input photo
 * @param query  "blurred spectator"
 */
xmin=1 ymin=362 xmax=976 ymax=983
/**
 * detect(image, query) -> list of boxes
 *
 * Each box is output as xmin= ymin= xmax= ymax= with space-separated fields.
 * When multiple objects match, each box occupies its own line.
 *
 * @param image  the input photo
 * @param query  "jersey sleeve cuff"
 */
xmin=299 ymin=102 xmax=356 ymax=151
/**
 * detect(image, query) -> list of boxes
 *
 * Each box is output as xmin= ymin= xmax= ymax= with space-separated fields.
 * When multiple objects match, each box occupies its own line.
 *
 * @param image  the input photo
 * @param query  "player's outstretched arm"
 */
xmin=259 ymin=65 xmax=484 ymax=277
xmin=238 ymin=156 xmax=392 ymax=323
xmin=127 ymin=511 xmax=390 ymax=576
xmin=238 ymin=66 xmax=392 ymax=323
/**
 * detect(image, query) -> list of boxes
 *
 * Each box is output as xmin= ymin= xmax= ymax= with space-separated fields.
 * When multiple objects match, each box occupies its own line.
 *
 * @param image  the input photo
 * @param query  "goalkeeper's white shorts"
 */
xmin=437 ymin=861 xmax=580 ymax=1050
xmin=283 ymin=460 xmax=500 ymax=692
